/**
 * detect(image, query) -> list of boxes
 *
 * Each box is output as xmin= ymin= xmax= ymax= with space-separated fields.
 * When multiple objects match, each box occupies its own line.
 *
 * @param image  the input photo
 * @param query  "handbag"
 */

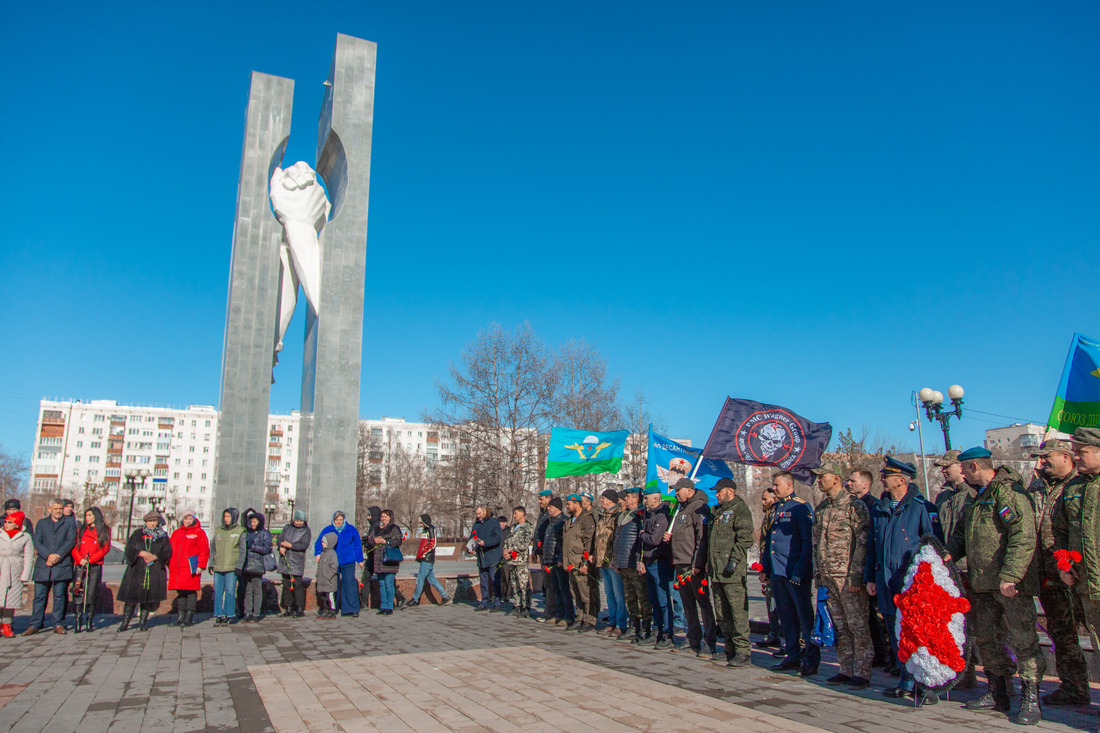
xmin=383 ymin=546 xmax=404 ymax=564
xmin=263 ymin=552 xmax=277 ymax=572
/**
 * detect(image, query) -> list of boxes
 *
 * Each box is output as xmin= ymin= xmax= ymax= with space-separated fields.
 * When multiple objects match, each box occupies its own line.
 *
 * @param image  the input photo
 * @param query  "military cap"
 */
xmin=641 ymin=486 xmax=662 ymax=496
xmin=600 ymin=489 xmax=620 ymax=502
xmin=1069 ymin=427 xmax=1100 ymax=447
xmin=538 ymin=489 xmax=553 ymax=497
xmin=810 ymin=465 xmax=838 ymax=477
xmin=880 ymin=456 xmax=917 ymax=478
xmin=714 ymin=477 xmax=737 ymax=490
xmin=957 ymin=446 xmax=992 ymax=462
xmin=565 ymin=493 xmax=582 ymax=503
xmin=1031 ymin=439 xmax=1073 ymax=457
xmin=933 ymin=450 xmax=961 ymax=467
xmin=672 ymin=477 xmax=696 ymax=491
xmin=623 ymin=486 xmax=642 ymax=494
xmin=579 ymin=490 xmax=595 ymax=501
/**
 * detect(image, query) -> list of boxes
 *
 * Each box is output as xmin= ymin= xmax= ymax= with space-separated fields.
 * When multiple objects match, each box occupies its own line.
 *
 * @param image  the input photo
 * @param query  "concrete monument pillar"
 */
xmin=215 ymin=35 xmax=375 ymax=535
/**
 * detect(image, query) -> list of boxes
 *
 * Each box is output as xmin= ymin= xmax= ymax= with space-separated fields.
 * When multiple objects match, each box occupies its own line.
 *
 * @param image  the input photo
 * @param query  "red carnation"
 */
xmin=1072 ymin=550 xmax=1083 ymax=563
xmin=510 ymin=550 xmax=518 ymax=560
xmin=567 ymin=564 xmax=574 ymax=572
xmin=700 ymin=578 xmax=708 ymax=587
xmin=544 ymin=565 xmax=551 ymax=573
xmin=750 ymin=562 xmax=763 ymax=572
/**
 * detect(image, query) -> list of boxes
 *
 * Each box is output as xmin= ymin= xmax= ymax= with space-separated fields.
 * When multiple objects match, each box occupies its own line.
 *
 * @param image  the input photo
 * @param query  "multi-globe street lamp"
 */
xmin=918 ymin=384 xmax=965 ymax=452
xmin=124 ymin=468 xmax=151 ymax=542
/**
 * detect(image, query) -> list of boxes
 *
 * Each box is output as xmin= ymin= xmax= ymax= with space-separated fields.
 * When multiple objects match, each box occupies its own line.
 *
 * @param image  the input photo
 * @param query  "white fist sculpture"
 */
xmin=269 ymin=162 xmax=330 ymax=372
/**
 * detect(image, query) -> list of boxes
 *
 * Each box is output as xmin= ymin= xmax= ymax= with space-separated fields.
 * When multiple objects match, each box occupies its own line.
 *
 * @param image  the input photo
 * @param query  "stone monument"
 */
xmin=215 ymin=34 xmax=376 ymax=533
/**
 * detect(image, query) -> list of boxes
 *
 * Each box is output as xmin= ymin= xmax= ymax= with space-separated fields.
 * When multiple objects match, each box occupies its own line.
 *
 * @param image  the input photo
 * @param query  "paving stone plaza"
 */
xmin=0 ymin=597 xmax=1096 ymax=733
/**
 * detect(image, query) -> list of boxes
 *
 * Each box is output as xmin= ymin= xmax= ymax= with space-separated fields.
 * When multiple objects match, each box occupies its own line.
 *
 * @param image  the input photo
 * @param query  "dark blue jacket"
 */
xmin=472 ymin=517 xmax=502 ymax=569
xmin=763 ymin=494 xmax=814 ymax=582
xmin=864 ymin=484 xmax=943 ymax=616
xmin=33 ymin=515 xmax=77 ymax=582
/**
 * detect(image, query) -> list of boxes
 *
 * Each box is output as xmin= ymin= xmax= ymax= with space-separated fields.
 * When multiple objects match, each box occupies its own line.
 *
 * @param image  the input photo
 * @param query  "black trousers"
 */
xmin=771 ymin=575 xmax=820 ymax=666
xmin=175 ymin=589 xmax=197 ymax=614
xmin=281 ymin=575 xmax=306 ymax=610
xmin=71 ymin=564 xmax=103 ymax=615
xmin=674 ymin=565 xmax=717 ymax=651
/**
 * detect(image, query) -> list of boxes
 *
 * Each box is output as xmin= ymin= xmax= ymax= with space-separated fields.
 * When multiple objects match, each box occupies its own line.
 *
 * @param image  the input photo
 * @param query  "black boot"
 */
xmin=966 ymin=674 xmax=1011 ymax=712
xmin=169 ymin=613 xmax=181 ymax=627
xmin=74 ymin=613 xmax=84 ymax=633
xmin=84 ymin=613 xmax=94 ymax=632
xmin=1015 ymin=678 xmax=1042 ymax=726
xmin=138 ymin=608 xmax=150 ymax=632
xmin=179 ymin=611 xmax=192 ymax=627
xmin=118 ymin=605 xmax=135 ymax=632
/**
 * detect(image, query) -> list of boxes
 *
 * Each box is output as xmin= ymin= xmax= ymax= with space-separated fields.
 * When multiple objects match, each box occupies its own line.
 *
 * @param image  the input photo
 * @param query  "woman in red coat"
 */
xmin=71 ymin=507 xmax=111 ymax=633
xmin=168 ymin=510 xmax=210 ymax=627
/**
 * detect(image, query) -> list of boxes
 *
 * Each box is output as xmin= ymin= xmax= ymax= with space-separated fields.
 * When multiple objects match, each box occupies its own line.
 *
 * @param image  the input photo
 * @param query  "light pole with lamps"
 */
xmin=124 ymin=468 xmax=151 ymax=543
xmin=918 ymin=385 xmax=965 ymax=453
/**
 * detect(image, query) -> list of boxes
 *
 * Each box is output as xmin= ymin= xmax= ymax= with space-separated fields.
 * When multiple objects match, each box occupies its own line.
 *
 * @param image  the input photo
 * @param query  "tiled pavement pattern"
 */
xmin=0 ymin=604 xmax=1097 ymax=732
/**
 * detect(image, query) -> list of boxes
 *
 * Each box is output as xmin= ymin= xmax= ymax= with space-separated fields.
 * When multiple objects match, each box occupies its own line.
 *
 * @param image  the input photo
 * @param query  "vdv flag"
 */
xmin=545 ymin=427 xmax=629 ymax=478
xmin=702 ymin=397 xmax=832 ymax=485
xmin=1048 ymin=333 xmax=1100 ymax=434
xmin=645 ymin=428 xmax=734 ymax=502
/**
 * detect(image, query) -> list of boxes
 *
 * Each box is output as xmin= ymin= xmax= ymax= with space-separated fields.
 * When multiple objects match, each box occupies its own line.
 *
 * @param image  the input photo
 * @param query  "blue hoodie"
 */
xmin=313 ymin=513 xmax=365 ymax=565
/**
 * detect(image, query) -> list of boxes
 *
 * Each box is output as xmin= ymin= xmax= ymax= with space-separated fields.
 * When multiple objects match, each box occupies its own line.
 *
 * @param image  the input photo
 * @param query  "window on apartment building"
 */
xmin=203 ymin=446 xmax=209 ymax=454
xmin=187 ymin=459 xmax=193 ymax=466
xmin=91 ymin=441 xmax=100 ymax=448
xmin=78 ymin=427 xmax=84 ymax=435
xmin=204 ymin=434 xmax=210 ymax=441
xmin=89 ymin=456 xmax=99 ymax=463
xmin=128 ymin=428 xmax=139 ymax=435
xmin=92 ymin=428 xmax=102 ymax=435
xmin=174 ymin=473 xmax=180 ymax=479
xmin=189 ymin=446 xmax=194 ymax=453
xmin=202 ymin=459 xmax=207 ymax=467
xmin=174 ymin=459 xmax=180 ymax=465
xmin=371 ymin=428 xmax=382 ymax=436
xmin=205 ymin=420 xmax=211 ymax=427
xmin=75 ymin=441 xmax=82 ymax=448
xmin=72 ymin=469 xmax=79 ymax=476
xmin=201 ymin=473 xmax=206 ymax=480
xmin=177 ymin=432 xmax=183 ymax=439
xmin=147 ymin=416 xmax=155 ymax=422
xmin=94 ymin=415 xmax=105 ymax=422
xmin=73 ymin=455 xmax=80 ymax=462
xmin=88 ymin=470 xmax=98 ymax=478
xmin=187 ymin=473 xmax=192 ymax=479
xmin=287 ymin=424 xmax=293 ymax=432
xmin=284 ymin=461 xmax=291 ymax=469
xmin=286 ymin=437 xmax=292 ymax=446
xmin=191 ymin=421 xmax=196 ymax=427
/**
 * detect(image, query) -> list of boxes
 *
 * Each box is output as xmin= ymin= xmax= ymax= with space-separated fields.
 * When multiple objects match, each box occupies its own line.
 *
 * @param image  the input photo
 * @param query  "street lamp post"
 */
xmin=124 ymin=468 xmax=151 ymax=542
xmin=918 ymin=384 xmax=965 ymax=453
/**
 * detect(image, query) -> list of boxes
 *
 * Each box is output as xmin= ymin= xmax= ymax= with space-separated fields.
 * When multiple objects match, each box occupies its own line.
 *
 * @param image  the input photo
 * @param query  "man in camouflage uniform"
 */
xmin=612 ymin=487 xmax=652 ymax=643
xmin=562 ymin=493 xmax=599 ymax=632
xmin=1027 ymin=439 xmax=1088 ymax=706
xmin=593 ymin=489 xmax=627 ymax=636
xmin=707 ymin=477 xmax=754 ymax=667
xmin=946 ymin=447 xmax=1043 ymax=726
xmin=933 ymin=450 xmax=979 ymax=688
xmin=1054 ymin=427 xmax=1100 ymax=708
xmin=845 ymin=470 xmax=891 ymax=669
xmin=812 ymin=467 xmax=872 ymax=689
xmin=754 ymin=486 xmax=784 ymax=649
xmin=503 ymin=506 xmax=534 ymax=618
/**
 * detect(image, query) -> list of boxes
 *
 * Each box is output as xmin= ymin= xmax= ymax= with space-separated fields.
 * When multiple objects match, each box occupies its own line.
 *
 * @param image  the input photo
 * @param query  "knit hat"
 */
xmin=601 ymin=489 xmax=620 ymax=502
xmin=420 ymin=513 xmax=432 ymax=526
xmin=548 ymin=497 xmax=564 ymax=511
xmin=293 ymin=510 xmax=306 ymax=522
xmin=181 ymin=507 xmax=197 ymax=519
xmin=3 ymin=499 xmax=19 ymax=511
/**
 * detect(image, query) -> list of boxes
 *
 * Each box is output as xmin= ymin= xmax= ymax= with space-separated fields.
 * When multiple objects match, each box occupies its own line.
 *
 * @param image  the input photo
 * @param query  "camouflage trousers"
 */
xmin=971 ymin=591 xmax=1045 ymax=682
xmin=712 ymin=576 xmax=750 ymax=657
xmin=507 ymin=563 xmax=531 ymax=609
xmin=1039 ymin=582 xmax=1088 ymax=697
xmin=823 ymin=579 xmax=873 ymax=679
xmin=619 ymin=567 xmax=652 ymax=621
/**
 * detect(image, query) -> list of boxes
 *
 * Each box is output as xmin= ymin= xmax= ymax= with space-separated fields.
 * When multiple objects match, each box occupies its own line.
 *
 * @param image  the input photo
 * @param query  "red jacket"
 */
xmin=168 ymin=520 xmax=211 ymax=591
xmin=71 ymin=525 xmax=111 ymax=565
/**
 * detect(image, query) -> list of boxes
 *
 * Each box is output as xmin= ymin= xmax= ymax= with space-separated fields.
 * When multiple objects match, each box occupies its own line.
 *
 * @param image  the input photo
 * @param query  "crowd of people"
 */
xmin=4 ymin=425 xmax=1100 ymax=728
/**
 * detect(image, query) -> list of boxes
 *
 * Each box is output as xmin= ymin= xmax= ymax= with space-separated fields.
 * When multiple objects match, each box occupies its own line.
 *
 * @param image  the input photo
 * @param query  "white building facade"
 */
xmin=29 ymin=399 xmax=301 ymax=535
xmin=985 ymin=423 xmax=1046 ymax=457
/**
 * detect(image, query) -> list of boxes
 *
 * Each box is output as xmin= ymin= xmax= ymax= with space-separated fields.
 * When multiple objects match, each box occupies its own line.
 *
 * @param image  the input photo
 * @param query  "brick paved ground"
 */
xmin=0 ymin=602 xmax=1097 ymax=732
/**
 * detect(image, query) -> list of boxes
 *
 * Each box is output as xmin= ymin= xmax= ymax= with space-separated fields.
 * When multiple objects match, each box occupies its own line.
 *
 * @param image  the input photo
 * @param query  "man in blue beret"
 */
xmin=865 ymin=456 xmax=942 ymax=705
xmin=946 ymin=447 xmax=1041 ymax=724
xmin=533 ymin=489 xmax=558 ymax=621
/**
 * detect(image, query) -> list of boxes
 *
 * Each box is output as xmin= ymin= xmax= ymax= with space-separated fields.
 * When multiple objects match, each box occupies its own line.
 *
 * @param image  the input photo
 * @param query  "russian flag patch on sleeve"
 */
xmin=998 ymin=505 xmax=1016 ymax=524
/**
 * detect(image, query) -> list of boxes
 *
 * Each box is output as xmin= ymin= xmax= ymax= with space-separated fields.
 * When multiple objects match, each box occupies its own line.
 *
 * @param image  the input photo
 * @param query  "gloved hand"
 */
xmin=723 ymin=560 xmax=737 ymax=575
xmin=789 ymin=575 xmax=802 ymax=586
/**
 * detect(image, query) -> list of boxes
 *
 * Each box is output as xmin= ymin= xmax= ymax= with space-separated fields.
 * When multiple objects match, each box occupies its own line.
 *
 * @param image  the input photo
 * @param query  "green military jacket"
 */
xmin=1028 ymin=469 xmax=1076 ymax=583
xmin=1053 ymin=472 xmax=1100 ymax=599
xmin=707 ymin=497 xmax=754 ymax=582
xmin=945 ymin=465 xmax=1037 ymax=594
xmin=812 ymin=491 xmax=869 ymax=588
xmin=562 ymin=509 xmax=596 ymax=568
xmin=934 ymin=482 xmax=974 ymax=549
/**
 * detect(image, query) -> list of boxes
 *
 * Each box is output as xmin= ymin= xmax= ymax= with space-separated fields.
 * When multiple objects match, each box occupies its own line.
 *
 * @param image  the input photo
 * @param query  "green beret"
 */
xmin=623 ymin=486 xmax=642 ymax=494
xmin=641 ymin=486 xmax=661 ymax=496
xmin=565 ymin=493 xmax=582 ymax=503
xmin=538 ymin=489 xmax=553 ymax=497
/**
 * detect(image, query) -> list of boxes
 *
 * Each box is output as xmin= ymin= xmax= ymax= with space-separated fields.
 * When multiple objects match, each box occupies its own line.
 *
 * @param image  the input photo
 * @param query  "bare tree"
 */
xmin=427 ymin=322 xmax=556 ymax=517
xmin=0 ymin=446 xmax=28 ymax=506
xmin=617 ymin=389 xmax=657 ymax=489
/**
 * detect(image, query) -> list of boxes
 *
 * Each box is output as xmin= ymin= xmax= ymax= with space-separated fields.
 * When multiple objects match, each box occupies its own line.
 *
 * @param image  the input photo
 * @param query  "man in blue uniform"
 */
xmin=762 ymin=471 xmax=818 ymax=675
xmin=865 ymin=456 xmax=943 ymax=706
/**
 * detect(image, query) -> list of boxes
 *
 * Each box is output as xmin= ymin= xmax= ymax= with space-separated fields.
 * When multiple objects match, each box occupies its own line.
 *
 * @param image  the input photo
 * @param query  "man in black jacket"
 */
xmin=532 ymin=489 xmax=558 ymax=621
xmin=666 ymin=478 xmax=718 ymax=658
xmin=26 ymin=498 xmax=77 ymax=635
xmin=471 ymin=505 xmax=502 ymax=611
xmin=540 ymin=498 xmax=574 ymax=626
xmin=639 ymin=486 xmax=675 ymax=649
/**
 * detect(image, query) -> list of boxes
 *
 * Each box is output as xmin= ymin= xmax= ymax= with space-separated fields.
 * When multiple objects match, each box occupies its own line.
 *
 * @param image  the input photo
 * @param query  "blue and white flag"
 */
xmin=645 ymin=427 xmax=735 ymax=502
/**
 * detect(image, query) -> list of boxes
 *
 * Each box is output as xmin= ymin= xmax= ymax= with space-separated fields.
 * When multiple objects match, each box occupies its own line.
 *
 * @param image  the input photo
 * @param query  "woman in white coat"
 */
xmin=0 ymin=511 xmax=34 ymax=637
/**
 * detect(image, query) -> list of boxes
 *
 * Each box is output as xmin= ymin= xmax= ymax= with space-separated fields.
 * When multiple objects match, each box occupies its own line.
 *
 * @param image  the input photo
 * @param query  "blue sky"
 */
xmin=2 ymin=1 xmax=1098 ymax=464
